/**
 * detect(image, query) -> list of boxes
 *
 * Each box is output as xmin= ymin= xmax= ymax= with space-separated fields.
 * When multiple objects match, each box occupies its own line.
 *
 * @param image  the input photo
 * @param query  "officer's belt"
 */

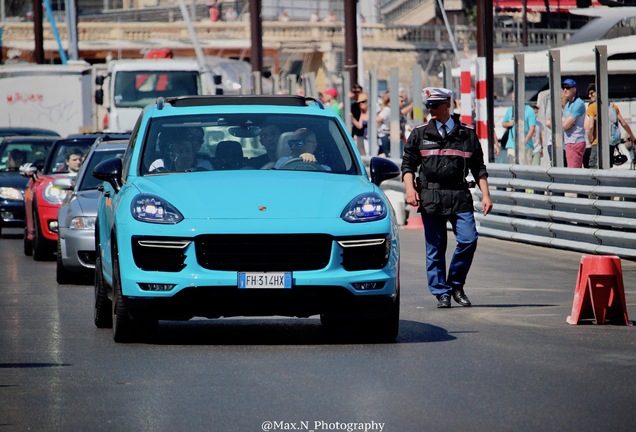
xmin=423 ymin=181 xmax=468 ymax=190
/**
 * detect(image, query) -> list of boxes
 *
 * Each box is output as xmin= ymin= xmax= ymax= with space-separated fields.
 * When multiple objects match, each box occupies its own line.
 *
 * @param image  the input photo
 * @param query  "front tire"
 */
xmin=23 ymin=227 xmax=33 ymax=256
xmin=111 ymin=240 xmax=157 ymax=342
xmin=56 ymin=241 xmax=75 ymax=284
xmin=94 ymin=253 xmax=112 ymax=329
xmin=32 ymin=207 xmax=53 ymax=261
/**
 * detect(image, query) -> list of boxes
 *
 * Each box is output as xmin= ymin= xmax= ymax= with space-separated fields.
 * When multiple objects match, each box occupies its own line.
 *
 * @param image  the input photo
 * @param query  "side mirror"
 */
xmin=93 ymin=157 xmax=123 ymax=192
xmin=52 ymin=177 xmax=75 ymax=191
xmin=95 ymin=75 xmax=105 ymax=86
xmin=95 ymin=88 xmax=104 ymax=106
xmin=213 ymin=74 xmax=222 ymax=85
xmin=370 ymin=157 xmax=401 ymax=187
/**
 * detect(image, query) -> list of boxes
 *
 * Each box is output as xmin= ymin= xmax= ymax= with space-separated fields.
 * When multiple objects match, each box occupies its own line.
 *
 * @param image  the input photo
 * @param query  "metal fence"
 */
xmin=473 ymin=164 xmax=636 ymax=260
xmin=379 ymin=162 xmax=636 ymax=261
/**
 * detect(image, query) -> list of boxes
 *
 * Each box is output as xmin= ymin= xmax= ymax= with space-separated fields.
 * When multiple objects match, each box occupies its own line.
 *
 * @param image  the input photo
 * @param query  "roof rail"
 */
xmin=163 ymin=95 xmax=324 ymax=108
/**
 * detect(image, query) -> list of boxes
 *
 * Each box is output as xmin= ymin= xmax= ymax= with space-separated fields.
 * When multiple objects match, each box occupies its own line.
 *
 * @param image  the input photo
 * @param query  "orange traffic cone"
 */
xmin=566 ymin=255 xmax=631 ymax=325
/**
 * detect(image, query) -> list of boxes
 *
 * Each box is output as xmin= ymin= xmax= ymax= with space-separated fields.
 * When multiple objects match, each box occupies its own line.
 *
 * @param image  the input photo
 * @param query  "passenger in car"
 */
xmin=248 ymin=124 xmax=282 ymax=168
xmin=274 ymin=128 xmax=331 ymax=171
xmin=59 ymin=148 xmax=83 ymax=175
xmin=7 ymin=149 xmax=27 ymax=169
xmin=149 ymin=128 xmax=213 ymax=172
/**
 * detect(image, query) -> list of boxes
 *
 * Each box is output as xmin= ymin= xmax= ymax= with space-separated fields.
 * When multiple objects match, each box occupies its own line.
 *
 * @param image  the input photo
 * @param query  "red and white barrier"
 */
xmin=460 ymin=58 xmax=472 ymax=125
xmin=474 ymin=57 xmax=489 ymax=160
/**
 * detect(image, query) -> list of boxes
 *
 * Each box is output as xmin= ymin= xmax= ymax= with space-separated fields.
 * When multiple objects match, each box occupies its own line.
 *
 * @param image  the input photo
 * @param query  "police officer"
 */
xmin=401 ymin=87 xmax=493 ymax=308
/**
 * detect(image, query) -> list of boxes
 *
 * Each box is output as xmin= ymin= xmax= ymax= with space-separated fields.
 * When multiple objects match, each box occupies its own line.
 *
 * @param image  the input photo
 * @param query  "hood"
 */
xmin=0 ymin=171 xmax=28 ymax=190
xmin=73 ymin=189 xmax=101 ymax=216
xmin=131 ymin=171 xmax=377 ymax=220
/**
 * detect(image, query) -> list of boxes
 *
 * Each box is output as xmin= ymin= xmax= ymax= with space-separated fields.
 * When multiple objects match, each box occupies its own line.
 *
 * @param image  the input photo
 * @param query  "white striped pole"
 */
xmin=474 ymin=57 xmax=489 ymax=161
xmin=460 ymin=58 xmax=472 ymax=125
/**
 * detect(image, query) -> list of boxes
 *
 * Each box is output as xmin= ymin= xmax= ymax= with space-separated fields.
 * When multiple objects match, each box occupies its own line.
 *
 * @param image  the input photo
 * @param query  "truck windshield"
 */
xmin=113 ymin=71 xmax=200 ymax=108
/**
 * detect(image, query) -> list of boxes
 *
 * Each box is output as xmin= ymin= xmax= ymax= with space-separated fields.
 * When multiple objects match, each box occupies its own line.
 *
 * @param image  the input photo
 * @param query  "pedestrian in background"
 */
xmin=351 ymin=92 xmax=370 ymax=156
xmin=322 ymin=87 xmax=342 ymax=118
xmin=401 ymin=87 xmax=493 ymax=309
xmin=531 ymin=104 xmax=544 ymax=165
xmin=349 ymin=83 xmax=366 ymax=155
xmin=584 ymin=83 xmax=635 ymax=169
xmin=501 ymin=92 xmax=536 ymax=165
xmin=376 ymin=91 xmax=392 ymax=157
xmin=561 ymin=78 xmax=587 ymax=168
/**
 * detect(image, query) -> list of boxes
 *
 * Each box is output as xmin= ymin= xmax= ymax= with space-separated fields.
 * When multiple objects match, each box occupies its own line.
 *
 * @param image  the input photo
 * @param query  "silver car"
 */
xmin=56 ymin=140 xmax=128 ymax=284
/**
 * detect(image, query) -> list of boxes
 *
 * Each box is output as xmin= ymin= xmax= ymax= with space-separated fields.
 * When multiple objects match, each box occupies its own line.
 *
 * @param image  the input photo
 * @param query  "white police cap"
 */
xmin=423 ymin=87 xmax=453 ymax=102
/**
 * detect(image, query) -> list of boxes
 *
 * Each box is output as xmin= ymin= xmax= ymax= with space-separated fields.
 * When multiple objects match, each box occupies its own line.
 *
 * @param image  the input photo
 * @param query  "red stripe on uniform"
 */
xmin=420 ymin=149 xmax=473 ymax=158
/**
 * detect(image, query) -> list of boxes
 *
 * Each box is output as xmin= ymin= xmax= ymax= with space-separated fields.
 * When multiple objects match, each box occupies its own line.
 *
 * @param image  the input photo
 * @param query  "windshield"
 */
xmin=140 ymin=113 xmax=358 ymax=176
xmin=43 ymin=141 xmax=94 ymax=175
xmin=0 ymin=140 xmax=55 ymax=171
xmin=113 ymin=71 xmax=200 ymax=108
xmin=79 ymin=148 xmax=125 ymax=191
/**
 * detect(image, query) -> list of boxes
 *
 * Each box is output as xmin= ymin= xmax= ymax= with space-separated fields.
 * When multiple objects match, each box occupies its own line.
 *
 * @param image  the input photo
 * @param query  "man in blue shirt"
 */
xmin=561 ymin=78 xmax=587 ymax=168
xmin=501 ymin=93 xmax=536 ymax=164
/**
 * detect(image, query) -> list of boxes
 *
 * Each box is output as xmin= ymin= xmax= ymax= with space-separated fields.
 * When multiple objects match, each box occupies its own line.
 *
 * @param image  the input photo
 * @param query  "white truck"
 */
xmin=94 ymin=58 xmax=208 ymax=132
xmin=0 ymin=62 xmax=96 ymax=137
xmin=94 ymin=56 xmax=255 ymax=132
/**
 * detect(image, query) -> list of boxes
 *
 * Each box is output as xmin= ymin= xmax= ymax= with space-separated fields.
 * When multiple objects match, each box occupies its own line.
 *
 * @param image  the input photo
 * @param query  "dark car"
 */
xmin=0 ymin=136 xmax=58 ymax=236
xmin=0 ymin=127 xmax=60 ymax=141
xmin=23 ymin=133 xmax=129 ymax=260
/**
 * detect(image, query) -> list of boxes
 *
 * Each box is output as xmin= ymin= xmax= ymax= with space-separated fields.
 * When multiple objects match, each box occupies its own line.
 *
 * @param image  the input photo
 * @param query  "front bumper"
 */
xmin=36 ymin=201 xmax=61 ymax=242
xmin=59 ymin=228 xmax=96 ymax=271
xmin=115 ymin=232 xmax=399 ymax=321
xmin=0 ymin=199 xmax=25 ymax=228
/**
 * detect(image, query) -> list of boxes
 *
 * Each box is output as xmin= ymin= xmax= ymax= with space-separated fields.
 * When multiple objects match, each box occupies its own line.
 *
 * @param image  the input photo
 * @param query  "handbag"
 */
xmin=612 ymin=145 xmax=628 ymax=166
xmin=499 ymin=127 xmax=511 ymax=147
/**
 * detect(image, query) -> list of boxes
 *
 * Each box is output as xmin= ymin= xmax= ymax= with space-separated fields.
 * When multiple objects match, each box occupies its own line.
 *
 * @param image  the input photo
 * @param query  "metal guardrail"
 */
xmin=378 ymin=161 xmax=636 ymax=260
xmin=474 ymin=164 xmax=636 ymax=260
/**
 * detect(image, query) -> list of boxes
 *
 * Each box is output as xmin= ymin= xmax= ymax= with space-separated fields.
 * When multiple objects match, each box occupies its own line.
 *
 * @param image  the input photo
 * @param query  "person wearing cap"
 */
xmin=401 ymin=87 xmax=493 ymax=309
xmin=322 ymin=87 xmax=342 ymax=118
xmin=561 ymin=78 xmax=587 ymax=168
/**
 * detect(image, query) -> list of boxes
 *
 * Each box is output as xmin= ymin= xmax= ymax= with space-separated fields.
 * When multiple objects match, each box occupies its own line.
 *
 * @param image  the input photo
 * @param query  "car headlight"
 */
xmin=341 ymin=192 xmax=388 ymax=223
xmin=131 ymin=194 xmax=183 ymax=224
xmin=70 ymin=216 xmax=96 ymax=230
xmin=0 ymin=187 xmax=23 ymax=200
xmin=43 ymin=183 xmax=69 ymax=204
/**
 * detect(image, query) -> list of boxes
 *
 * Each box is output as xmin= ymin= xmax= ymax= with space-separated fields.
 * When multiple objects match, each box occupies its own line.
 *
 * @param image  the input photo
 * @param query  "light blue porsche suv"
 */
xmin=93 ymin=95 xmax=401 ymax=342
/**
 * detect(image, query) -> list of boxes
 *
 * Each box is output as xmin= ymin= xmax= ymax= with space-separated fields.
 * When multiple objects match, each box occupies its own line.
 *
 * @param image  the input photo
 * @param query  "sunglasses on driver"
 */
xmin=288 ymin=138 xmax=316 ymax=148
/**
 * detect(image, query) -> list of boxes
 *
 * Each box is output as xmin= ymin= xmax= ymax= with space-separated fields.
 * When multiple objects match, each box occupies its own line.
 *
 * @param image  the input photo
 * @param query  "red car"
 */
xmin=23 ymin=134 xmax=128 ymax=260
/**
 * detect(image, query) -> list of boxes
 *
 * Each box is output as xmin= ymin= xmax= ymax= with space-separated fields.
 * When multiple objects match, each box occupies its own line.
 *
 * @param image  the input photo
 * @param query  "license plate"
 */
xmin=238 ymin=272 xmax=292 ymax=289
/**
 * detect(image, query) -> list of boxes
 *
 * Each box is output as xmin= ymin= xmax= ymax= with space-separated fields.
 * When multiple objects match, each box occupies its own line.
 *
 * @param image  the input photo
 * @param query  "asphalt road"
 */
xmin=1 ymin=226 xmax=635 ymax=432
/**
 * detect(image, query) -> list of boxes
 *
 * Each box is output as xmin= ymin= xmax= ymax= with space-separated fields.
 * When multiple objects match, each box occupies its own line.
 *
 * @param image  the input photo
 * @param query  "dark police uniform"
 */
xmin=401 ymin=113 xmax=488 ymax=299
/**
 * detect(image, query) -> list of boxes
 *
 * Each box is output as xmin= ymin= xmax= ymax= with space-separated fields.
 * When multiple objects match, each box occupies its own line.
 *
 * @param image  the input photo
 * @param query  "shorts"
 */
xmin=564 ymin=142 xmax=586 ymax=168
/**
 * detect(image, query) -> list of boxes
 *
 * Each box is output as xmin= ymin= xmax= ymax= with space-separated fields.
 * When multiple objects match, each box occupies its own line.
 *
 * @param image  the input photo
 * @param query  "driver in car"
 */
xmin=274 ymin=127 xmax=330 ymax=170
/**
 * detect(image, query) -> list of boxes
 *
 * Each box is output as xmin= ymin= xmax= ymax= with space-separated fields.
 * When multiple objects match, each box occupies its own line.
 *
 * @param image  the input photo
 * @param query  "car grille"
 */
xmin=131 ymin=234 xmax=390 ymax=273
xmin=195 ymin=234 xmax=332 ymax=271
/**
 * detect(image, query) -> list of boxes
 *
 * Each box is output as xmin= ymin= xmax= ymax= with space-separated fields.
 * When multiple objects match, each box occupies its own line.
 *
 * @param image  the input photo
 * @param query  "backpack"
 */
xmin=609 ymin=104 xmax=621 ymax=146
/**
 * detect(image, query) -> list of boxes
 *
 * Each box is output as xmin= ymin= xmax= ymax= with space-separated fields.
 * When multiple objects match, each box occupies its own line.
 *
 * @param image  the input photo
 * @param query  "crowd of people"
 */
xmin=499 ymin=78 xmax=635 ymax=168
xmin=317 ymin=83 xmax=415 ymax=159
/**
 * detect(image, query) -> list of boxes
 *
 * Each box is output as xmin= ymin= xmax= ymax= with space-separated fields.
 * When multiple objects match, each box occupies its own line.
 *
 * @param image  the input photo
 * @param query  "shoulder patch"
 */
xmin=461 ymin=123 xmax=475 ymax=130
xmin=416 ymin=122 xmax=429 ymax=129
